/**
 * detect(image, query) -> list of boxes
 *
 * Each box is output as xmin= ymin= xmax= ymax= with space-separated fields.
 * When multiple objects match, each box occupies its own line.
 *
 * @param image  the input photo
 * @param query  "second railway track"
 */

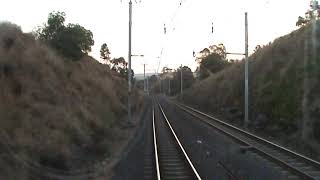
xmin=172 ymin=100 xmax=320 ymax=180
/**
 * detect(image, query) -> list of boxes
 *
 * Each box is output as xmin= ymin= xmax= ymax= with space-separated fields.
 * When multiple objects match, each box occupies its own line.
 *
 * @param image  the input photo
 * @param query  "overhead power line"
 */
xmin=157 ymin=0 xmax=188 ymax=73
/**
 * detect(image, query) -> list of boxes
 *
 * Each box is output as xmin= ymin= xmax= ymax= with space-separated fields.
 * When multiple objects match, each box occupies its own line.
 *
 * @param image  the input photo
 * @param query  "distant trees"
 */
xmin=36 ymin=11 xmax=94 ymax=60
xmin=195 ymin=44 xmax=226 ymax=63
xmin=147 ymin=75 xmax=158 ymax=91
xmin=110 ymin=57 xmax=127 ymax=73
xmin=254 ymin=45 xmax=262 ymax=52
xmin=149 ymin=75 xmax=158 ymax=85
xmin=161 ymin=66 xmax=173 ymax=74
xmin=100 ymin=43 xmax=111 ymax=65
xmin=154 ymin=65 xmax=195 ymax=95
xmin=296 ymin=16 xmax=309 ymax=27
xmin=195 ymin=43 xmax=230 ymax=79
xmin=208 ymin=43 xmax=227 ymax=59
xmin=167 ymin=66 xmax=195 ymax=95
xmin=198 ymin=54 xmax=229 ymax=79
xmin=175 ymin=66 xmax=195 ymax=90
xmin=99 ymin=43 xmax=133 ymax=80
xmin=110 ymin=57 xmax=134 ymax=80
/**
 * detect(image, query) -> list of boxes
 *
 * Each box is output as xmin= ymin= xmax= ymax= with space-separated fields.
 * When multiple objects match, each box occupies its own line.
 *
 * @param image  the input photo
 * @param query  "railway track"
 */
xmin=150 ymin=98 xmax=201 ymax=180
xmin=173 ymin=100 xmax=320 ymax=180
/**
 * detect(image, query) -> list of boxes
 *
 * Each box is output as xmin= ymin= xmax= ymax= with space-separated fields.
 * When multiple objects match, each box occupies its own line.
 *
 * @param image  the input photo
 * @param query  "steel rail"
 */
xmin=152 ymin=103 xmax=162 ymax=180
xmin=157 ymin=101 xmax=202 ymax=180
xmin=173 ymin=101 xmax=319 ymax=180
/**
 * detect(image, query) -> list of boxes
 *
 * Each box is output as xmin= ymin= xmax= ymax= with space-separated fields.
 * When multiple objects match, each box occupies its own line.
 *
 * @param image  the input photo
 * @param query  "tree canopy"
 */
xmin=99 ymin=42 xmax=133 ymax=80
xmin=100 ymin=43 xmax=111 ymax=65
xmin=195 ymin=43 xmax=230 ymax=79
xmin=108 ymin=57 xmax=134 ymax=80
xmin=296 ymin=1 xmax=320 ymax=27
xmin=36 ymin=11 xmax=94 ymax=60
xmin=168 ymin=66 xmax=195 ymax=95
xmin=176 ymin=66 xmax=195 ymax=89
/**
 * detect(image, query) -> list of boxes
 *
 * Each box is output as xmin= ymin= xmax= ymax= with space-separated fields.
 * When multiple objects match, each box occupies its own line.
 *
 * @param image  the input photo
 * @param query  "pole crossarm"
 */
xmin=131 ymin=54 xmax=144 ymax=57
xmin=226 ymin=52 xmax=246 ymax=56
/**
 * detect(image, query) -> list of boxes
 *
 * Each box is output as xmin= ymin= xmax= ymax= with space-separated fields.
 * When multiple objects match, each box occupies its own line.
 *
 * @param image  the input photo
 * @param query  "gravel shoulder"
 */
xmin=110 ymin=96 xmax=153 ymax=180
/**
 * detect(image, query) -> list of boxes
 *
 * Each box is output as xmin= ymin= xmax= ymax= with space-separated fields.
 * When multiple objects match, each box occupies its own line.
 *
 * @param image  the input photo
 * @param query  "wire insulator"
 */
xmin=211 ymin=23 xmax=214 ymax=34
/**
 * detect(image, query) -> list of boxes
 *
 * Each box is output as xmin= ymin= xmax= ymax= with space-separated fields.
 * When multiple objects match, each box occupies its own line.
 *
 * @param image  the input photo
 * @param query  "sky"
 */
xmin=0 ymin=0 xmax=309 ymax=74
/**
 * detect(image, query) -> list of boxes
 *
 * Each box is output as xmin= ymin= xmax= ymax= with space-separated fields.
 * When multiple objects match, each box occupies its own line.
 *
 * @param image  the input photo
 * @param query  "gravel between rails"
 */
xmin=158 ymin=95 xmax=286 ymax=180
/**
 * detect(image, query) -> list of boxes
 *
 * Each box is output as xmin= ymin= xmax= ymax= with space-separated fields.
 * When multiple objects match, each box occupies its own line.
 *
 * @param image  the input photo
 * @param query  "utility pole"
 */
xmin=128 ymin=0 xmax=132 ymax=124
xmin=168 ymin=78 xmax=171 ymax=96
xmin=216 ymin=13 xmax=248 ymax=127
xmin=180 ymin=64 xmax=183 ymax=99
xmin=244 ymin=12 xmax=249 ymax=128
xmin=223 ymin=13 xmax=248 ymax=128
xmin=159 ymin=78 xmax=162 ymax=94
xmin=143 ymin=64 xmax=146 ymax=92
xmin=147 ymin=76 xmax=149 ymax=94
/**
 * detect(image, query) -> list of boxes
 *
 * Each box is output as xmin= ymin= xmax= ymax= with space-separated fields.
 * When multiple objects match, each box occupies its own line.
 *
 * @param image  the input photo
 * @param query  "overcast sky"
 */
xmin=0 ymin=0 xmax=308 ymax=74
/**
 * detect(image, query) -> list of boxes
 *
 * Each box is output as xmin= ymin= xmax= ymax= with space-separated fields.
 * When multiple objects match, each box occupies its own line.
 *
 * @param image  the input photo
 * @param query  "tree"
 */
xmin=296 ymin=1 xmax=320 ymax=27
xmin=100 ymin=43 xmax=111 ymax=65
xmin=110 ymin=57 xmax=127 ymax=72
xmin=198 ymin=53 xmax=229 ymax=79
xmin=170 ymin=66 xmax=195 ymax=95
xmin=195 ymin=43 xmax=229 ymax=80
xmin=36 ymin=11 xmax=94 ymax=60
xmin=149 ymin=75 xmax=158 ymax=85
xmin=209 ymin=43 xmax=227 ymax=59
xmin=109 ymin=57 xmax=134 ymax=80
xmin=143 ymin=74 xmax=158 ymax=91
xmin=99 ymin=43 xmax=132 ymax=80
xmin=296 ymin=16 xmax=308 ymax=27
xmin=254 ymin=45 xmax=262 ymax=52
xmin=195 ymin=48 xmax=210 ymax=64
xmin=36 ymin=11 xmax=65 ymax=41
xmin=124 ymin=69 xmax=134 ymax=82
xmin=162 ymin=66 xmax=172 ymax=73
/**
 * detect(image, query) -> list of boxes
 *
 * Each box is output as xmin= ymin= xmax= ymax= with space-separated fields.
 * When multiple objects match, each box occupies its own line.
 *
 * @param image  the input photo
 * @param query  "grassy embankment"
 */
xmin=183 ymin=21 xmax=320 ymax=158
xmin=0 ymin=22 xmax=141 ymax=179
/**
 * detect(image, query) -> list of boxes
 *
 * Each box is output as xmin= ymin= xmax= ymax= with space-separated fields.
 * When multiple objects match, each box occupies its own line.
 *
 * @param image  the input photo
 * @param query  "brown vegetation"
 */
xmin=0 ymin=22 xmax=134 ymax=179
xmin=183 ymin=21 xmax=320 ymax=158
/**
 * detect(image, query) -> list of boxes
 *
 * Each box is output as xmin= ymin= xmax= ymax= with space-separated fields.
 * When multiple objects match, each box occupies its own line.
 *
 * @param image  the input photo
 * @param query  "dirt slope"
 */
xmin=0 ymin=22 xmax=134 ymax=179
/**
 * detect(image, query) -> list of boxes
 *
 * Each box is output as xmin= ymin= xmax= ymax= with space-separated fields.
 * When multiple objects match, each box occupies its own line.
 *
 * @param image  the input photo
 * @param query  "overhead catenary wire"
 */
xmin=157 ymin=0 xmax=188 ymax=73
xmin=156 ymin=48 xmax=164 ymax=74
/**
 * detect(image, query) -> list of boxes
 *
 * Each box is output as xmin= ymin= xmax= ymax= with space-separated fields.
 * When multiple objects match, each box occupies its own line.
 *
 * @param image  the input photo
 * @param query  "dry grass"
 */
xmin=0 ymin=22 xmax=132 ymax=178
xmin=183 ymin=22 xmax=320 ymax=134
